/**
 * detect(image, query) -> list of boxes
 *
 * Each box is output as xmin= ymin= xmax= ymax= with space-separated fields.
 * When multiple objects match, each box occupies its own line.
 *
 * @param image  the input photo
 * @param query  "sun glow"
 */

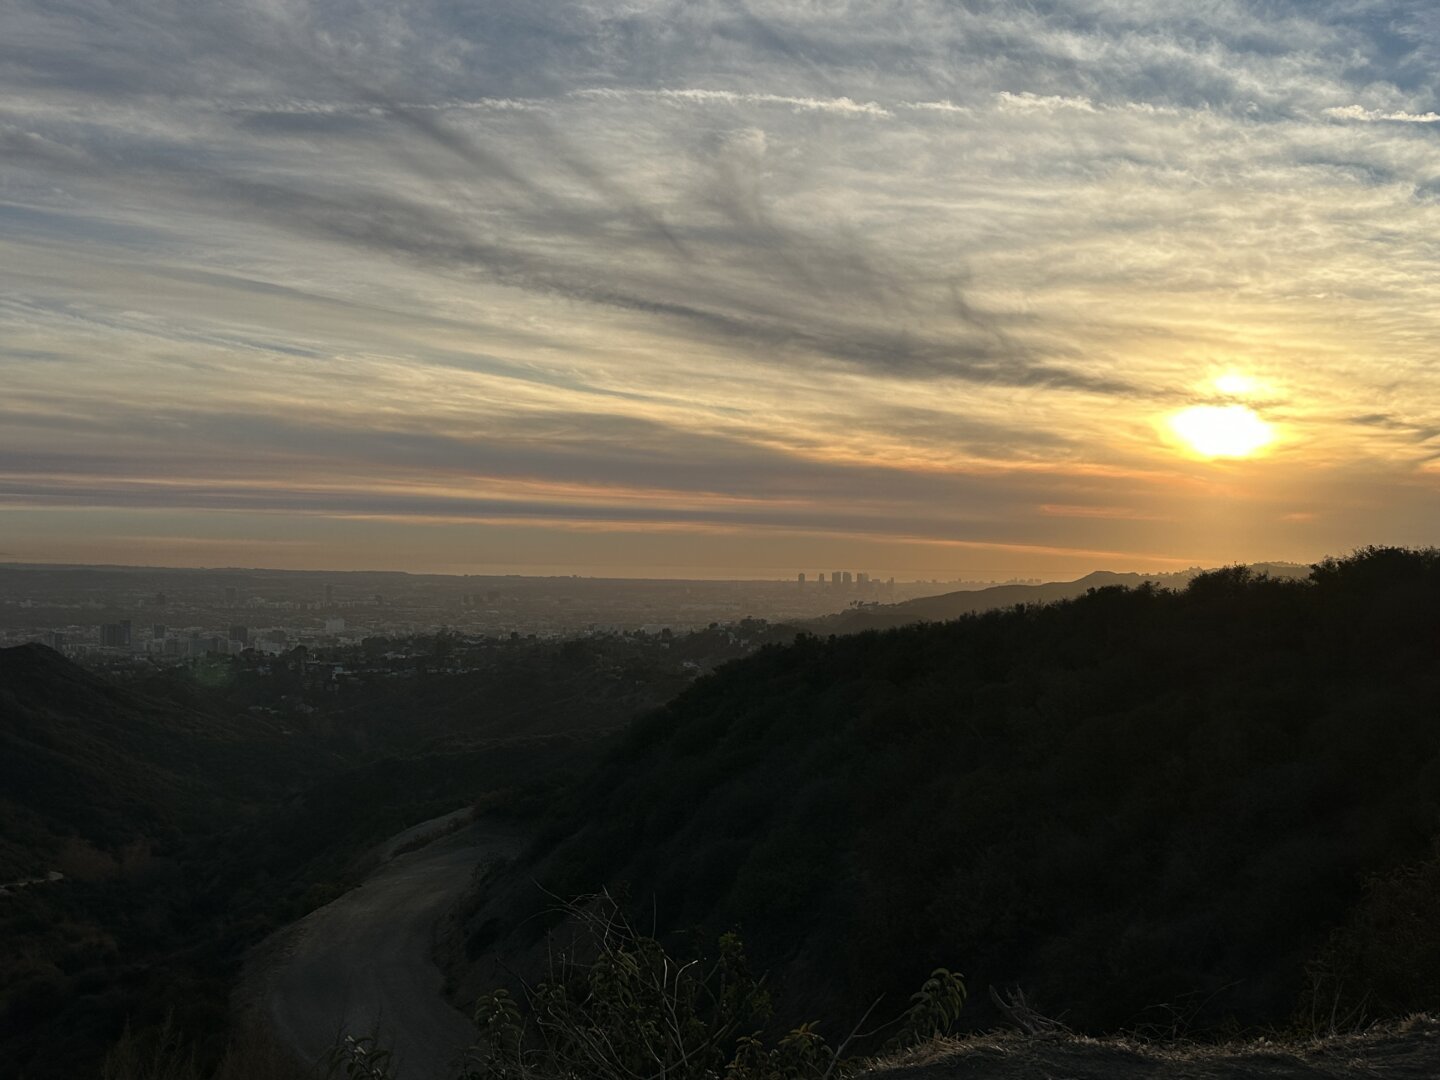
xmin=1214 ymin=372 xmax=1257 ymax=396
xmin=1169 ymin=404 xmax=1275 ymax=459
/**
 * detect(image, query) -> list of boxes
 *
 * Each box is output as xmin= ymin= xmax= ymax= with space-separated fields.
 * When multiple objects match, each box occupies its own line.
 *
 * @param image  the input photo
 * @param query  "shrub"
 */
xmin=458 ymin=893 xmax=965 ymax=1080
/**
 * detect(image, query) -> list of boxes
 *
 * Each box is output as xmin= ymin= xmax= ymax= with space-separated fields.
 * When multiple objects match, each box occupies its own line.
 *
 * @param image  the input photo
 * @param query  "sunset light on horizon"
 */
xmin=2 ymin=2 xmax=1438 ymax=579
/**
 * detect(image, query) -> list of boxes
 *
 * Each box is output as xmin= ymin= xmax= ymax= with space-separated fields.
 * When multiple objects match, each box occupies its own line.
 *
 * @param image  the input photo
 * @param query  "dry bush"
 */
xmin=102 ymin=1017 xmax=309 ymax=1080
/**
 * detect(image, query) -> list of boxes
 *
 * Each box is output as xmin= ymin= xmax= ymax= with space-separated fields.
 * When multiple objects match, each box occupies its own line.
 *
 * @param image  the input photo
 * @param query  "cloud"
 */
xmin=994 ymin=91 xmax=1098 ymax=113
xmin=1324 ymin=105 xmax=1440 ymax=123
xmin=573 ymin=87 xmax=893 ymax=117
xmin=2 ymin=0 xmax=1439 ymax=571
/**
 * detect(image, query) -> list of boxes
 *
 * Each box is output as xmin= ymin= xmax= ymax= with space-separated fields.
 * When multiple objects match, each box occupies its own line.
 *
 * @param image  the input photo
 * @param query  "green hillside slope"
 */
xmin=453 ymin=548 xmax=1440 ymax=1038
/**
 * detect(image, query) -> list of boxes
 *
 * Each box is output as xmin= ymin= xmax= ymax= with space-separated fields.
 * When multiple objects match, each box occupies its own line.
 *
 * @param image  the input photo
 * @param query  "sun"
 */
xmin=1169 ymin=404 xmax=1275 ymax=458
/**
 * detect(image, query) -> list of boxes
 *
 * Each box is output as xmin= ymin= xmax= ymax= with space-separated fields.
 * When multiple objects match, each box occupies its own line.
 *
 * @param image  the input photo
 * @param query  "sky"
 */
xmin=1 ymin=1 xmax=1437 ymax=579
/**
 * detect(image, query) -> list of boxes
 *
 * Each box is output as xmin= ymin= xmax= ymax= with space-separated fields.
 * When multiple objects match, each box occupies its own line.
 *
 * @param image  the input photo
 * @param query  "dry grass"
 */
xmin=860 ymin=1016 xmax=1440 ymax=1079
xmin=102 ymin=1019 xmax=311 ymax=1080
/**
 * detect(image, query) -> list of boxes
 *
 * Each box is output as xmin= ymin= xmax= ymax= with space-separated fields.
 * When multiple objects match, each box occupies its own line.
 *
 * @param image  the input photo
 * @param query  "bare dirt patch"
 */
xmin=235 ymin=814 xmax=522 ymax=1080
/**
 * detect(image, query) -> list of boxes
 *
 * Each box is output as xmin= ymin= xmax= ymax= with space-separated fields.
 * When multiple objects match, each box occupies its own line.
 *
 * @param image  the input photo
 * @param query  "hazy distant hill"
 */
xmin=813 ymin=562 xmax=1311 ymax=633
xmin=451 ymin=549 xmax=1440 ymax=1038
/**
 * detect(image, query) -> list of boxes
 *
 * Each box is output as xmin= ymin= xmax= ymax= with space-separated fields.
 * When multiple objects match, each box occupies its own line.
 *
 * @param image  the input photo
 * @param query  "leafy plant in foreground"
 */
xmin=885 ymin=968 xmax=968 ymax=1052
xmin=324 ymin=1034 xmax=395 ymax=1080
xmin=459 ymin=893 xmax=966 ymax=1080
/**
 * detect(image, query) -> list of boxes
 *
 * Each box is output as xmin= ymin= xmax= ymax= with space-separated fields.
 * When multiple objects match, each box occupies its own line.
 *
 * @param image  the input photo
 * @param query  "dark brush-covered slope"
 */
xmin=0 ymin=635 xmax=699 ymax=1077
xmin=452 ymin=548 xmax=1440 ymax=1039
xmin=0 ymin=644 xmax=310 ymax=878
xmin=0 ymin=644 xmax=333 ymax=1079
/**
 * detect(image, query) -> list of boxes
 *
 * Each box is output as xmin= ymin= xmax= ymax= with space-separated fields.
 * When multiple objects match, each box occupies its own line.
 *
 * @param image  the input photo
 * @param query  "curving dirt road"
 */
xmin=239 ymin=815 xmax=523 ymax=1080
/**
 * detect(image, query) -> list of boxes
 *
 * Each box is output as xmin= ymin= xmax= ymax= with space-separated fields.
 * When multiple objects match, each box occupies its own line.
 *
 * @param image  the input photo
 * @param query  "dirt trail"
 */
xmin=865 ymin=1019 xmax=1440 ymax=1079
xmin=237 ymin=815 xmax=522 ymax=1080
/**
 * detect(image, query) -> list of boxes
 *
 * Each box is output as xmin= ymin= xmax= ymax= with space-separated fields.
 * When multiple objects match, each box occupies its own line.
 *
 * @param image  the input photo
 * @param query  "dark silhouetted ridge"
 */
xmin=0 ymin=640 xmax=72 ymax=673
xmin=0 ymin=641 xmax=112 ymax=699
xmin=813 ymin=563 xmax=1311 ymax=633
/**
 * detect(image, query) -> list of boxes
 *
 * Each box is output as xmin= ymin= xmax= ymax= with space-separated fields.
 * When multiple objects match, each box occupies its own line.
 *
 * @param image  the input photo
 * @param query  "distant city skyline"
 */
xmin=2 ymin=3 xmax=1436 ymax=574
xmin=0 ymin=560 xmax=1022 ymax=660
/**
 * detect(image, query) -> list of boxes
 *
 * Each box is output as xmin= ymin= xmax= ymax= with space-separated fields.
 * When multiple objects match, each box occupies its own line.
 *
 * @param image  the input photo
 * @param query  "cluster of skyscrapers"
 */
xmin=797 ymin=571 xmax=893 ymax=591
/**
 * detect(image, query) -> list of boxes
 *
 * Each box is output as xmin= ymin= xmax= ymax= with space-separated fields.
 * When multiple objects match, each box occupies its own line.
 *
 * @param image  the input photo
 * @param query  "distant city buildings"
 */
xmin=2 ymin=563 xmax=977 ymax=664
xmin=800 ymin=570 xmax=889 ymax=594
xmin=100 ymin=621 xmax=132 ymax=649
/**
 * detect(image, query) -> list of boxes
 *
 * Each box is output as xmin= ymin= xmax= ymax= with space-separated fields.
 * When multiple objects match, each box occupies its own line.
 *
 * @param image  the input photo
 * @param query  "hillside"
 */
xmin=0 ymin=639 xmax=683 ymax=1078
xmin=448 ymin=548 xmax=1440 ymax=1042
xmin=0 ymin=645 xmax=331 ymax=1077
xmin=0 ymin=644 xmax=307 ymax=879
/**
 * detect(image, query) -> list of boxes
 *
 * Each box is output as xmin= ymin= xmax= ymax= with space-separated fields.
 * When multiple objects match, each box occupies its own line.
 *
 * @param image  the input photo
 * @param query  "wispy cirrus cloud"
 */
xmin=1324 ymin=104 xmax=1440 ymax=123
xmin=1 ymin=0 xmax=1438 ymax=574
xmin=572 ymin=87 xmax=894 ymax=116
